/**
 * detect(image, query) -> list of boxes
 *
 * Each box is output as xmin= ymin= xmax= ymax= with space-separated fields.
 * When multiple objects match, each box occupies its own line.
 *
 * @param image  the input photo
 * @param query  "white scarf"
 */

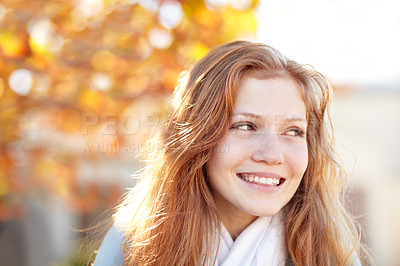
xmin=210 ymin=212 xmax=287 ymax=266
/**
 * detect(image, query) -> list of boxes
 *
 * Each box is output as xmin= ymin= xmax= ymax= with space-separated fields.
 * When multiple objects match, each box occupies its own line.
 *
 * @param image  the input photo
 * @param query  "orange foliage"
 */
xmin=0 ymin=0 xmax=259 ymax=221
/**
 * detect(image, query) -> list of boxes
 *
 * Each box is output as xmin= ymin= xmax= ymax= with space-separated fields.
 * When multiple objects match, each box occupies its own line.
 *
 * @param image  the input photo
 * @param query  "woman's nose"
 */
xmin=251 ymin=133 xmax=284 ymax=165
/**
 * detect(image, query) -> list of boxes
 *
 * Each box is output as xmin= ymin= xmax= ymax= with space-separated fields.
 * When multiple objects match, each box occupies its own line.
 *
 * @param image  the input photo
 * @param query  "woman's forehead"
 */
xmin=237 ymin=71 xmax=308 ymax=111
xmin=233 ymin=77 xmax=307 ymax=121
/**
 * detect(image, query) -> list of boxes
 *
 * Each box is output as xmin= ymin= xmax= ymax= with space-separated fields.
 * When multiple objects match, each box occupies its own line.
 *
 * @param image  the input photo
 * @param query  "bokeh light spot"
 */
xmin=28 ymin=17 xmax=64 ymax=54
xmin=139 ymin=0 xmax=160 ymax=13
xmin=76 ymin=0 xmax=104 ymax=18
xmin=0 ymin=32 xmax=27 ymax=58
xmin=186 ymin=42 xmax=209 ymax=62
xmin=79 ymin=89 xmax=104 ymax=110
xmin=158 ymin=1 xmax=183 ymax=29
xmin=148 ymin=28 xmax=172 ymax=49
xmin=230 ymin=0 xmax=252 ymax=11
xmin=124 ymin=75 xmax=149 ymax=94
xmin=206 ymin=0 xmax=229 ymax=8
xmin=28 ymin=18 xmax=54 ymax=46
xmin=90 ymin=72 xmax=113 ymax=91
xmin=194 ymin=6 xmax=220 ymax=28
xmin=33 ymin=74 xmax=51 ymax=94
xmin=9 ymin=69 xmax=33 ymax=96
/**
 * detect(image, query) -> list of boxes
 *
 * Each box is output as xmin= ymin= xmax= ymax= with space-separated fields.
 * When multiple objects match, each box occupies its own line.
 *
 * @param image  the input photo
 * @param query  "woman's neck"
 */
xmin=214 ymin=193 xmax=258 ymax=240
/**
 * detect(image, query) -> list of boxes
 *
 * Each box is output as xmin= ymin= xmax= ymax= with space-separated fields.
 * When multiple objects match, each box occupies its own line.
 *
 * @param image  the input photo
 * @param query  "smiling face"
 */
xmin=206 ymin=75 xmax=308 ymax=236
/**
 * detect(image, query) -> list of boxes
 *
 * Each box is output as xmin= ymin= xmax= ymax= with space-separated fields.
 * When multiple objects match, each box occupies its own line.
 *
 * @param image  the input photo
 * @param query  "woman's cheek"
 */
xmin=286 ymin=144 xmax=308 ymax=176
xmin=219 ymin=135 xmax=248 ymax=155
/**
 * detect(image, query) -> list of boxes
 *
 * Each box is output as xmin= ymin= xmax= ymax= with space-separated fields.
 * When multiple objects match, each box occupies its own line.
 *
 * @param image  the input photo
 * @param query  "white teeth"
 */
xmin=240 ymin=175 xmax=280 ymax=186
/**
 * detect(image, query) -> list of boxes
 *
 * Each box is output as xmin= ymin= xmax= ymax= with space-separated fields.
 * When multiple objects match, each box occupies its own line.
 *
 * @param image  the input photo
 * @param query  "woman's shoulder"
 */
xmin=93 ymin=224 xmax=125 ymax=266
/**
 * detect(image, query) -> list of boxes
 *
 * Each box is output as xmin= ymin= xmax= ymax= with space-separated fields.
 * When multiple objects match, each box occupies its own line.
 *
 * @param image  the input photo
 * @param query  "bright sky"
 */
xmin=257 ymin=0 xmax=400 ymax=87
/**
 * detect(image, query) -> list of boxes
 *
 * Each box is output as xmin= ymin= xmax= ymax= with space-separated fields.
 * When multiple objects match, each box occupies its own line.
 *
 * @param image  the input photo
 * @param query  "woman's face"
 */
xmin=206 ymin=75 xmax=308 ymax=232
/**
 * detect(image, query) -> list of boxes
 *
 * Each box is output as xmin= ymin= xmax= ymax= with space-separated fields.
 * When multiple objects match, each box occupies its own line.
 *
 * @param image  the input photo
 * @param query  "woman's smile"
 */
xmin=237 ymin=172 xmax=284 ymax=186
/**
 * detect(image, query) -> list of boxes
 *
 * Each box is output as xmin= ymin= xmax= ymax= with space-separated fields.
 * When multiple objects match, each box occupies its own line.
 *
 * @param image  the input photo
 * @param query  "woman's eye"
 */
xmin=284 ymin=128 xmax=305 ymax=137
xmin=232 ymin=123 xmax=255 ymax=131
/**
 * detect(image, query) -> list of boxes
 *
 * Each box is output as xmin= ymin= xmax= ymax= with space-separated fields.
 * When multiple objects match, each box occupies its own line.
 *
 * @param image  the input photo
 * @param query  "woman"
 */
xmin=94 ymin=41 xmax=372 ymax=265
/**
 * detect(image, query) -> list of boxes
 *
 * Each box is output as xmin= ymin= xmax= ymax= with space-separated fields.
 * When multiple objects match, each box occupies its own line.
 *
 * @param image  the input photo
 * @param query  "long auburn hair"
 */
xmin=113 ymin=41 xmax=372 ymax=265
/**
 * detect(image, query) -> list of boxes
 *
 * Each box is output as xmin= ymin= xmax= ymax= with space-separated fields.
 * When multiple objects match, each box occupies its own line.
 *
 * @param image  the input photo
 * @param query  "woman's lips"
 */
xmin=237 ymin=173 xmax=286 ymax=186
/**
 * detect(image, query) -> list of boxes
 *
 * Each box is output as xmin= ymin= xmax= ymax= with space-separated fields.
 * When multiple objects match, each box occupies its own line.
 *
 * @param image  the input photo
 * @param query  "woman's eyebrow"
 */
xmin=232 ymin=112 xmax=261 ymax=119
xmin=281 ymin=116 xmax=307 ymax=124
xmin=233 ymin=112 xmax=307 ymax=124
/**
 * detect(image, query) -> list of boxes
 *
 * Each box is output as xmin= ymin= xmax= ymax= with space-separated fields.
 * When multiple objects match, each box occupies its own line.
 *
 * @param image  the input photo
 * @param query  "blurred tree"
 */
xmin=0 ymin=0 xmax=259 ymax=221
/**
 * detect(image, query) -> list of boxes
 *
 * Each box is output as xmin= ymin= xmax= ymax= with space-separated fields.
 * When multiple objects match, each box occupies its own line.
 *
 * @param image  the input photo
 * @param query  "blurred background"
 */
xmin=0 ymin=0 xmax=399 ymax=265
